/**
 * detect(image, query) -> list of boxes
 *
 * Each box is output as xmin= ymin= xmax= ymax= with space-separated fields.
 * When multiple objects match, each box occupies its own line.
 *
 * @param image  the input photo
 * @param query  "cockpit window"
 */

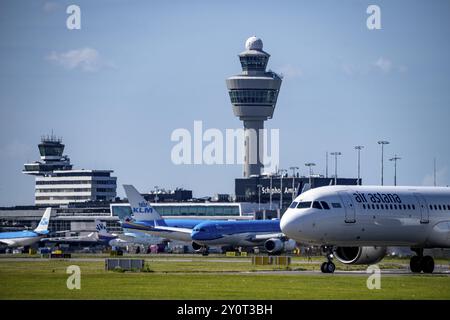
xmin=297 ymin=201 xmax=312 ymax=209
xmin=320 ymin=201 xmax=330 ymax=210
xmin=312 ymin=201 xmax=322 ymax=209
xmin=331 ymin=202 xmax=342 ymax=208
xmin=289 ymin=201 xmax=298 ymax=209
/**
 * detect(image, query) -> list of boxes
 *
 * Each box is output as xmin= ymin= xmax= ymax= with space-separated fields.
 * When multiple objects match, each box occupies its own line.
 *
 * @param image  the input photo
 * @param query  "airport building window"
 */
xmin=320 ymin=201 xmax=330 ymax=210
xmin=312 ymin=201 xmax=322 ymax=209
xmin=297 ymin=201 xmax=312 ymax=209
xmin=289 ymin=201 xmax=298 ymax=209
xmin=331 ymin=203 xmax=342 ymax=208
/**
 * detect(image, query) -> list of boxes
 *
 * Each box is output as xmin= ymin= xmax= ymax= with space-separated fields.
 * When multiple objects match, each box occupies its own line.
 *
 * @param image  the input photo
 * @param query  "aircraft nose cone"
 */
xmin=280 ymin=209 xmax=301 ymax=240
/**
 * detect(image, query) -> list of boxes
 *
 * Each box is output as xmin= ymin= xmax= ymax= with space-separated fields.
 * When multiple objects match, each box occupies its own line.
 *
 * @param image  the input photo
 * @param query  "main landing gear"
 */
xmin=320 ymin=246 xmax=336 ymax=273
xmin=410 ymin=248 xmax=434 ymax=273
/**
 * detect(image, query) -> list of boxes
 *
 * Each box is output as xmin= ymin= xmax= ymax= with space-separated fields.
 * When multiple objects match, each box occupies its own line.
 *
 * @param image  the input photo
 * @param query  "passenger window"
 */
xmin=363 ymin=204 xmax=366 ymax=209
xmin=312 ymin=201 xmax=322 ymax=209
xmin=289 ymin=201 xmax=298 ymax=209
xmin=297 ymin=201 xmax=312 ymax=209
xmin=390 ymin=204 xmax=393 ymax=210
xmin=412 ymin=205 xmax=415 ymax=210
xmin=332 ymin=203 xmax=342 ymax=208
xmin=407 ymin=204 xmax=411 ymax=210
xmin=448 ymin=205 xmax=450 ymax=210
xmin=429 ymin=205 xmax=433 ymax=210
xmin=320 ymin=201 xmax=330 ymax=210
xmin=372 ymin=204 xmax=375 ymax=209
xmin=376 ymin=204 xmax=379 ymax=209
xmin=434 ymin=205 xmax=437 ymax=210
xmin=394 ymin=205 xmax=397 ymax=210
xmin=438 ymin=205 xmax=442 ymax=210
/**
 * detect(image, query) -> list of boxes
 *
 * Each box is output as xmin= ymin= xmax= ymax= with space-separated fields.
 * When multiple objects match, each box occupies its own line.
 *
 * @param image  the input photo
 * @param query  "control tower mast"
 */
xmin=226 ymin=36 xmax=282 ymax=177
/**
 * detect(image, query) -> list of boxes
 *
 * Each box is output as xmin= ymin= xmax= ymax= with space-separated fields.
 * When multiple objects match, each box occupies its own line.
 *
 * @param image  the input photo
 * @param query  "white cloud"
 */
xmin=374 ymin=57 xmax=393 ymax=73
xmin=277 ymin=64 xmax=303 ymax=79
xmin=341 ymin=58 xmax=407 ymax=76
xmin=47 ymin=48 xmax=109 ymax=72
xmin=422 ymin=166 xmax=449 ymax=186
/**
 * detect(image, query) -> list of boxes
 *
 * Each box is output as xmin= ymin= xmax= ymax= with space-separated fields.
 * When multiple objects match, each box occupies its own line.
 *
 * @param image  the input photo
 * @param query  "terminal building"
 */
xmin=23 ymin=134 xmax=117 ymax=206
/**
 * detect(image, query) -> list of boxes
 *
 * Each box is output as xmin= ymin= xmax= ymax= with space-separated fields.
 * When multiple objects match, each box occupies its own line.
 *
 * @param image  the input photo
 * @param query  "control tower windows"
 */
xmin=228 ymin=89 xmax=278 ymax=105
xmin=239 ymin=55 xmax=268 ymax=71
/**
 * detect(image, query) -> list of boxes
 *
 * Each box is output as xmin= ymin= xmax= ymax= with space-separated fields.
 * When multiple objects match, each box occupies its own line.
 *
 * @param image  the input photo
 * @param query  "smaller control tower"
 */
xmin=23 ymin=133 xmax=72 ymax=176
xmin=226 ymin=36 xmax=282 ymax=177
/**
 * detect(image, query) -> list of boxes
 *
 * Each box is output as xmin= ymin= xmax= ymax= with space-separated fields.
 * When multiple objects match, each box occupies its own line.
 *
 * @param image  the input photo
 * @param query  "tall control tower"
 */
xmin=226 ymin=36 xmax=282 ymax=177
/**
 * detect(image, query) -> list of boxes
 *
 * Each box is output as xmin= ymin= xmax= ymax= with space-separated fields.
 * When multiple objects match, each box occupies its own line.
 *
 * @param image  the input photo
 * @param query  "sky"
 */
xmin=0 ymin=0 xmax=449 ymax=206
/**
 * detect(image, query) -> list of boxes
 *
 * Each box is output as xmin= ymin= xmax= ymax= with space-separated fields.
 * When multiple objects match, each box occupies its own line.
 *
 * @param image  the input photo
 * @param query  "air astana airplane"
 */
xmin=280 ymin=185 xmax=450 ymax=273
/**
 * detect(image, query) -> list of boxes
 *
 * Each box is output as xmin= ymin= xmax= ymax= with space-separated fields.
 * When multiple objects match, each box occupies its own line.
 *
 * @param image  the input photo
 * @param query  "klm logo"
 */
xmin=132 ymin=201 xmax=153 ymax=213
xmin=40 ymin=218 xmax=49 ymax=226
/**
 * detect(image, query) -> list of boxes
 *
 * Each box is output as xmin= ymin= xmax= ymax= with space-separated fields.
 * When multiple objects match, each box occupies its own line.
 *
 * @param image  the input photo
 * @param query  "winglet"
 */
xmin=123 ymin=184 xmax=166 ymax=225
xmin=34 ymin=208 xmax=52 ymax=234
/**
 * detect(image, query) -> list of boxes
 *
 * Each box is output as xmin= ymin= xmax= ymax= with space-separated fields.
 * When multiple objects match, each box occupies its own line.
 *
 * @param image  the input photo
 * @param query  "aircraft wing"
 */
xmin=41 ymin=232 xmax=98 ymax=243
xmin=151 ymin=226 xmax=193 ymax=234
xmin=0 ymin=239 xmax=15 ymax=246
xmin=246 ymin=233 xmax=285 ymax=242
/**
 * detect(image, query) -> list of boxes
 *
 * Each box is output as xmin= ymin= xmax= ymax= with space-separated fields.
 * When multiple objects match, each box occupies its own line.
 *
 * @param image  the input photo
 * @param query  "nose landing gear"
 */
xmin=410 ymin=248 xmax=434 ymax=273
xmin=320 ymin=246 xmax=336 ymax=273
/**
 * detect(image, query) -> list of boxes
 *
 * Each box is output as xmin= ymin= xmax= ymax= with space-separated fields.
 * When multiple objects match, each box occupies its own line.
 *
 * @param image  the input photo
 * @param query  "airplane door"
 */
xmin=413 ymin=193 xmax=429 ymax=224
xmin=337 ymin=191 xmax=356 ymax=223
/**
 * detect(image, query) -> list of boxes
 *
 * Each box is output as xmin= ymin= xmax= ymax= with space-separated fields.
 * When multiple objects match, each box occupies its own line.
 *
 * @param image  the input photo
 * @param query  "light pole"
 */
xmin=289 ymin=166 xmax=299 ymax=201
xmin=304 ymin=163 xmax=316 ymax=187
xmin=354 ymin=146 xmax=364 ymax=185
xmin=257 ymin=184 xmax=262 ymax=211
xmin=330 ymin=152 xmax=341 ymax=185
xmin=278 ymin=169 xmax=287 ymax=210
xmin=154 ymin=185 xmax=159 ymax=203
xmin=269 ymin=173 xmax=273 ymax=209
xmin=434 ymin=158 xmax=437 ymax=186
xmin=378 ymin=140 xmax=390 ymax=186
xmin=389 ymin=155 xmax=401 ymax=186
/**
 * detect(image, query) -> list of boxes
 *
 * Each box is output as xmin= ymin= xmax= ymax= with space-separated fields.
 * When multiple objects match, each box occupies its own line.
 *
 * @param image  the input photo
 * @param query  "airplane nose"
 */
xmin=280 ymin=209 xmax=302 ymax=240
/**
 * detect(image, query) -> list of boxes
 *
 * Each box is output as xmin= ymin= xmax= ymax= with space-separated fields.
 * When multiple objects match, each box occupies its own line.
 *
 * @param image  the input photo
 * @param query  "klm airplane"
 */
xmin=0 ymin=208 xmax=52 ymax=247
xmin=122 ymin=184 xmax=296 ymax=254
xmin=121 ymin=185 xmax=210 ymax=242
xmin=190 ymin=219 xmax=296 ymax=254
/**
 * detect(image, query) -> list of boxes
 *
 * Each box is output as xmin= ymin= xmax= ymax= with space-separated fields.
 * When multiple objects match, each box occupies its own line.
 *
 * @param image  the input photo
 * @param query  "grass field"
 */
xmin=0 ymin=256 xmax=449 ymax=299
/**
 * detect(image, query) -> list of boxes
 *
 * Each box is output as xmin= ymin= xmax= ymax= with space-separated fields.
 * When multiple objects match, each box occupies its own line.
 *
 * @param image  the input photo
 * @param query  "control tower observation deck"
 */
xmin=226 ymin=36 xmax=282 ymax=177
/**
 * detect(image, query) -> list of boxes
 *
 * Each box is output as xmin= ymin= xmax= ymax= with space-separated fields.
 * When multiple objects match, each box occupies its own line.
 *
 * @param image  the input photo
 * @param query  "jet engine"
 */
xmin=264 ymin=238 xmax=296 ymax=254
xmin=334 ymin=246 xmax=387 ymax=264
xmin=191 ymin=241 xmax=203 ymax=252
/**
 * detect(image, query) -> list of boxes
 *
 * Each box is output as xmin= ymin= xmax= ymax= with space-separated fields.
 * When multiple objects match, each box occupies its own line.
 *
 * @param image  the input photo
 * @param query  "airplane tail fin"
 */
xmin=301 ymin=183 xmax=311 ymax=194
xmin=123 ymin=184 xmax=166 ymax=225
xmin=34 ymin=208 xmax=52 ymax=234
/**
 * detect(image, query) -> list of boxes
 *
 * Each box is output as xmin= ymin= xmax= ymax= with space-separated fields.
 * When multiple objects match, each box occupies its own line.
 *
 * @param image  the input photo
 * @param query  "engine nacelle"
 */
xmin=264 ymin=238 xmax=296 ymax=254
xmin=334 ymin=246 xmax=387 ymax=265
xmin=191 ymin=241 xmax=203 ymax=252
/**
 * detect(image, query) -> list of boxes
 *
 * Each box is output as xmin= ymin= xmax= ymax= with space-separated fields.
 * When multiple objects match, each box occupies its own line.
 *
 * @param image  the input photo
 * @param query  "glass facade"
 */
xmin=239 ymin=55 xmax=268 ymax=71
xmin=228 ymin=89 xmax=278 ymax=105
xmin=154 ymin=205 xmax=240 ymax=216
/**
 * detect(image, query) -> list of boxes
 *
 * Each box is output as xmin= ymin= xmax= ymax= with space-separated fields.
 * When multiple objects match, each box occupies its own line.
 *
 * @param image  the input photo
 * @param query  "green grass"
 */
xmin=0 ymin=258 xmax=449 ymax=299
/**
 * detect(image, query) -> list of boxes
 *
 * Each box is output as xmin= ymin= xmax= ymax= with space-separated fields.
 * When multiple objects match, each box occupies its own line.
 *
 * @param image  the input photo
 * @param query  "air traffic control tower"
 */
xmin=226 ymin=36 xmax=282 ymax=177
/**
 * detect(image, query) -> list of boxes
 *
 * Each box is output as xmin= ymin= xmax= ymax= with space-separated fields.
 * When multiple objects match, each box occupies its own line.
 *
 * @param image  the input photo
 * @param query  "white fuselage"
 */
xmin=280 ymin=186 xmax=450 ymax=248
